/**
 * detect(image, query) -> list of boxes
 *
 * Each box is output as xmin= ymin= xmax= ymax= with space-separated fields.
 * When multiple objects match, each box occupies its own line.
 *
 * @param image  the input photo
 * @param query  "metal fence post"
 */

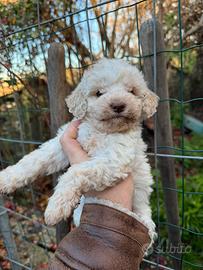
xmin=0 ymin=196 xmax=21 ymax=270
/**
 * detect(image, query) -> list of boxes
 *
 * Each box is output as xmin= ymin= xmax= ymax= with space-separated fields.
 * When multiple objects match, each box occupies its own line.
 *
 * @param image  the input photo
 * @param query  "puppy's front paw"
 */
xmin=44 ymin=203 xmax=69 ymax=226
xmin=0 ymin=169 xmax=16 ymax=194
xmin=44 ymin=192 xmax=74 ymax=226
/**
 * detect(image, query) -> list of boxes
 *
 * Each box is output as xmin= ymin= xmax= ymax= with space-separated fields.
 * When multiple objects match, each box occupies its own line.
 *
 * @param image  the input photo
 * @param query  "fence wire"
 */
xmin=0 ymin=0 xmax=202 ymax=269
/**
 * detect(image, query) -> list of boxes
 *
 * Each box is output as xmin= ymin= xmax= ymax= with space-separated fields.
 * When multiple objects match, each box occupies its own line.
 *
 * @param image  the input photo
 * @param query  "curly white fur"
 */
xmin=0 ymin=58 xmax=159 ymax=243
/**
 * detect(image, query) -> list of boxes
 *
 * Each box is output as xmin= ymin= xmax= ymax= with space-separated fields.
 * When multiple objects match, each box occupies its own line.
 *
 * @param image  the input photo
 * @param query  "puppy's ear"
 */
xmin=142 ymin=88 xmax=159 ymax=120
xmin=65 ymin=83 xmax=87 ymax=119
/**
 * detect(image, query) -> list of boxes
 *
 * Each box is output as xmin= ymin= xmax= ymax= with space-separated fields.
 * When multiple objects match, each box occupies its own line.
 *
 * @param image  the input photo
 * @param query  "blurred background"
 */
xmin=0 ymin=0 xmax=202 ymax=269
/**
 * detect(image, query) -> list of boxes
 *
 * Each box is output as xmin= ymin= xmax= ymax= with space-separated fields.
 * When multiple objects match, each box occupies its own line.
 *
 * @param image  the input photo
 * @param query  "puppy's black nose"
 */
xmin=110 ymin=103 xmax=126 ymax=113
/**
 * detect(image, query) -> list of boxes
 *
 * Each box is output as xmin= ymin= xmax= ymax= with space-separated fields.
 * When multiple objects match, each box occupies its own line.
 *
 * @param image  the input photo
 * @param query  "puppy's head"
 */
xmin=66 ymin=58 xmax=159 ymax=133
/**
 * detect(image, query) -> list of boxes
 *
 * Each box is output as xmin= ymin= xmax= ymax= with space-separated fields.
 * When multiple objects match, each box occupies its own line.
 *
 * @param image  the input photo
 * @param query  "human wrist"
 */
xmin=85 ymin=174 xmax=133 ymax=211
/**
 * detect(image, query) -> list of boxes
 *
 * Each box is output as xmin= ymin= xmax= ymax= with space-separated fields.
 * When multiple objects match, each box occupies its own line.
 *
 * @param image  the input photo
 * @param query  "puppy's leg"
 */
xmin=44 ymin=159 xmax=129 ymax=225
xmin=0 ymin=124 xmax=69 ymax=193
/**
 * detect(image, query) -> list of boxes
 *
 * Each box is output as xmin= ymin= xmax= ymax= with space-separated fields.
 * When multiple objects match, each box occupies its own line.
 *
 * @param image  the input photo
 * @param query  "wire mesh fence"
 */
xmin=0 ymin=0 xmax=202 ymax=269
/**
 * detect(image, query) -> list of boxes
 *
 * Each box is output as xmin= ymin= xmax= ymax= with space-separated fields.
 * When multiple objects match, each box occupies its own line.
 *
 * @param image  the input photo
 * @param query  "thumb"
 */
xmin=67 ymin=120 xmax=81 ymax=140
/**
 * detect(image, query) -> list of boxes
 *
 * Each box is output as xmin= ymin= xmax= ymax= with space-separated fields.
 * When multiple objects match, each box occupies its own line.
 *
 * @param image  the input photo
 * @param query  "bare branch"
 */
xmin=0 ymin=61 xmax=40 ymax=107
xmin=91 ymin=0 xmax=111 ymax=52
xmin=183 ymin=14 xmax=203 ymax=39
xmin=109 ymin=8 xmax=119 ymax=58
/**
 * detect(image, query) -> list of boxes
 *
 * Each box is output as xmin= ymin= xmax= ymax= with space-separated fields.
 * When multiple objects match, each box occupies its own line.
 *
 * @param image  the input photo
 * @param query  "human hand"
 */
xmin=60 ymin=120 xmax=89 ymax=166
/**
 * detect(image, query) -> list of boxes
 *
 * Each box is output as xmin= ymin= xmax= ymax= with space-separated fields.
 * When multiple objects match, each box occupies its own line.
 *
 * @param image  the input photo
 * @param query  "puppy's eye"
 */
xmin=96 ymin=90 xmax=103 ymax=97
xmin=129 ymin=88 xmax=136 ymax=95
xmin=128 ymin=87 xmax=139 ymax=96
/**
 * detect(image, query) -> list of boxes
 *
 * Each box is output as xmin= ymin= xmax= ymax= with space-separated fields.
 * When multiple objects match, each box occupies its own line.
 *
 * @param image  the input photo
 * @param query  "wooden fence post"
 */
xmin=47 ymin=43 xmax=72 ymax=243
xmin=140 ymin=20 xmax=181 ymax=269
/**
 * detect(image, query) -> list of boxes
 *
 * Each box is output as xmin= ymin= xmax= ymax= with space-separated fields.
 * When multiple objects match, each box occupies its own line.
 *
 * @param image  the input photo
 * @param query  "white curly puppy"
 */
xmin=0 ymin=58 xmax=159 ymax=239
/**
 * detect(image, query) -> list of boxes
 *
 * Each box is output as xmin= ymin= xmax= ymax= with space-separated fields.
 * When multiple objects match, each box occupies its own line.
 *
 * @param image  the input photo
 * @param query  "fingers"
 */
xmin=60 ymin=120 xmax=80 ymax=150
xmin=67 ymin=120 xmax=81 ymax=139
xmin=60 ymin=120 xmax=89 ymax=165
xmin=62 ymin=120 xmax=81 ymax=141
xmin=60 ymin=120 xmax=80 ymax=144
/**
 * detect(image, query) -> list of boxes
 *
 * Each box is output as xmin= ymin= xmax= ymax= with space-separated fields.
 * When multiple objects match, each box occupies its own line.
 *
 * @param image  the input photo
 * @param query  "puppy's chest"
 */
xmin=76 ymin=123 xmax=145 ymax=158
xmin=77 ymin=124 xmax=104 ymax=155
